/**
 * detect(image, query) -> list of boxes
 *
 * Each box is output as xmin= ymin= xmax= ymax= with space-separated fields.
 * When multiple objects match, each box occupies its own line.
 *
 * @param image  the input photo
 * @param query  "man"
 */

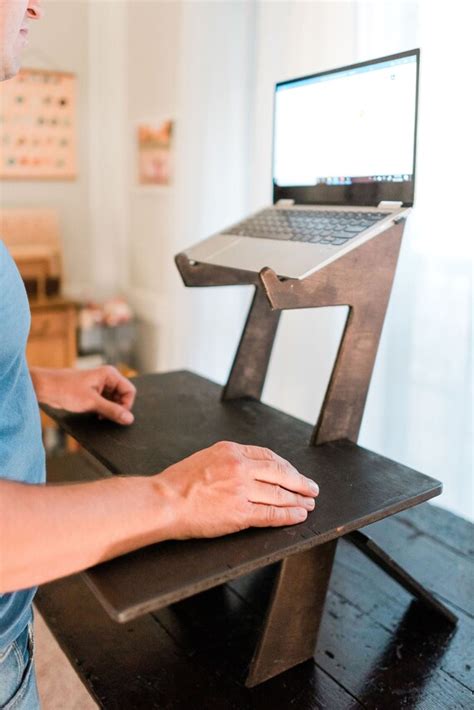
xmin=0 ymin=1 xmax=319 ymax=707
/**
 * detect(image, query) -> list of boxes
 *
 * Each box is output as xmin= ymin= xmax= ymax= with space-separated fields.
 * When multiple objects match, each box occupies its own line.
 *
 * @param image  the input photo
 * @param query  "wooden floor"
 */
xmin=33 ymin=611 xmax=97 ymax=709
xmin=36 ymin=498 xmax=473 ymax=709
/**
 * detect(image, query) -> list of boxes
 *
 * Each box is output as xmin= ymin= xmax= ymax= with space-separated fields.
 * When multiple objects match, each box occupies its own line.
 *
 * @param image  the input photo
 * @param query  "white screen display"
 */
xmin=273 ymin=55 xmax=417 ymax=187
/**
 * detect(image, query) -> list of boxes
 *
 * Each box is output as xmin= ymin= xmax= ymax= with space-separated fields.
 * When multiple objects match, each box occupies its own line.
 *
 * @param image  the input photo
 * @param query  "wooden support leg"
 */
xmin=246 ymin=540 xmax=337 ymax=688
xmin=223 ymin=287 xmax=281 ymax=401
xmin=348 ymin=531 xmax=458 ymax=625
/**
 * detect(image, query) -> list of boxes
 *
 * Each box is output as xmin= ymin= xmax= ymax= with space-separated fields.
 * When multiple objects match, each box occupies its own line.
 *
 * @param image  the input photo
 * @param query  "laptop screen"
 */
xmin=273 ymin=50 xmax=419 ymax=207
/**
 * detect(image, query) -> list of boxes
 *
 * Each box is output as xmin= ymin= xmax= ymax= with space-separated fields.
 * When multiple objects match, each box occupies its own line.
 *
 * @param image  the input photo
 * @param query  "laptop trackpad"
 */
xmin=203 ymin=236 xmax=333 ymax=279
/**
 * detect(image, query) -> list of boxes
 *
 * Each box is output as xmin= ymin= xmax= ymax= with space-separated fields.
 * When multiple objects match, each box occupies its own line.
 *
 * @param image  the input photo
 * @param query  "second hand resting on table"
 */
xmin=0 ymin=366 xmax=319 ymax=593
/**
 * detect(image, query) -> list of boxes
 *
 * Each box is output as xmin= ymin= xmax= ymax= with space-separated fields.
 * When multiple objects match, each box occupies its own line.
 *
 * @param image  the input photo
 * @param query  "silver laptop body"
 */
xmin=185 ymin=49 xmax=420 ymax=280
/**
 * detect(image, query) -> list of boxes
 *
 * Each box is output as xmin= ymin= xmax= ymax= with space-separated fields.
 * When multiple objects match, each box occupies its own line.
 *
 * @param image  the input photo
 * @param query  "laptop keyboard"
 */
xmin=222 ymin=209 xmax=386 ymax=246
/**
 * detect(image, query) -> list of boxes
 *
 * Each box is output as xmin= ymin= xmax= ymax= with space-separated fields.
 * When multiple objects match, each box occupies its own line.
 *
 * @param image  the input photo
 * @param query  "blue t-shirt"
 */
xmin=0 ymin=240 xmax=46 ymax=651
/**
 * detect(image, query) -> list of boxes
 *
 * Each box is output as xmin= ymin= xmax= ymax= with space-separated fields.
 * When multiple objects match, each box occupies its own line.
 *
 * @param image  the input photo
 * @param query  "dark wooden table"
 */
xmin=37 ymin=452 xmax=473 ymax=709
xmin=40 ymin=369 xmax=460 ymax=689
xmin=42 ymin=371 xmax=441 ymax=621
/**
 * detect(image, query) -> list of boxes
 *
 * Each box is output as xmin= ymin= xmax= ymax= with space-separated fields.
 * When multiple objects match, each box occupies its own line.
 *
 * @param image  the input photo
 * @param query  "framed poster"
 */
xmin=0 ymin=67 xmax=77 ymax=180
xmin=136 ymin=120 xmax=173 ymax=186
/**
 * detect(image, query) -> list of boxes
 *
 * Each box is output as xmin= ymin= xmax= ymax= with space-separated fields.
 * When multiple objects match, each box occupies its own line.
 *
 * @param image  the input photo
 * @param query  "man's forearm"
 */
xmin=0 ymin=442 xmax=319 ymax=593
xmin=0 ymin=475 xmax=173 ymax=593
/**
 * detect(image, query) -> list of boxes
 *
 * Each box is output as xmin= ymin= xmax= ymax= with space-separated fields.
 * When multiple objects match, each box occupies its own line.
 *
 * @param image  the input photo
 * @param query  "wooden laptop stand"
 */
xmin=43 ymin=221 xmax=456 ymax=689
xmin=174 ymin=221 xmax=456 ymax=684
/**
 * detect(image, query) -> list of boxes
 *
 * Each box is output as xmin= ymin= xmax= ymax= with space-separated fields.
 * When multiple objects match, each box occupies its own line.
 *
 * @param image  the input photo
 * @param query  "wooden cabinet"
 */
xmin=1 ymin=209 xmax=76 ymax=367
xmin=0 ymin=208 xmax=77 ymax=445
xmin=26 ymin=299 xmax=77 ymax=439
xmin=27 ymin=299 xmax=77 ymax=370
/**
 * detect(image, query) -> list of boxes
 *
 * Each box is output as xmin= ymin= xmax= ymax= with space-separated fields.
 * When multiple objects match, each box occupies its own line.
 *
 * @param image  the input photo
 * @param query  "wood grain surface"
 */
xmin=42 ymin=370 xmax=441 ymax=624
xmin=259 ymin=222 xmax=405 ymax=444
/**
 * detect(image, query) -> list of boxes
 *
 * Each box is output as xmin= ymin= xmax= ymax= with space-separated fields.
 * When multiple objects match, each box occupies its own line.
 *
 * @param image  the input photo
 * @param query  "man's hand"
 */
xmin=30 ymin=366 xmax=136 ymax=425
xmin=0 ymin=440 xmax=319 ymax=592
xmin=154 ymin=440 xmax=320 ymax=539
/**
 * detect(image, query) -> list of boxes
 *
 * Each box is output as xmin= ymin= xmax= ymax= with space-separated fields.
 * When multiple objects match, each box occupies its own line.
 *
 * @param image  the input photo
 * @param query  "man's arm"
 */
xmin=0 ymin=441 xmax=318 ymax=594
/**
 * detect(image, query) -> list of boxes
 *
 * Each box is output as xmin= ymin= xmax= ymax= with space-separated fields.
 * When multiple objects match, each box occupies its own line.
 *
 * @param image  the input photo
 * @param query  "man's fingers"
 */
xmin=249 ymin=481 xmax=315 ymax=510
xmin=249 ymin=503 xmax=308 ymax=528
xmin=100 ymin=367 xmax=136 ymax=410
xmin=251 ymin=459 xmax=319 ymax=498
xmin=238 ymin=444 xmax=319 ymax=497
xmin=118 ymin=387 xmax=136 ymax=410
xmin=92 ymin=393 xmax=134 ymax=425
xmin=239 ymin=444 xmax=278 ymax=461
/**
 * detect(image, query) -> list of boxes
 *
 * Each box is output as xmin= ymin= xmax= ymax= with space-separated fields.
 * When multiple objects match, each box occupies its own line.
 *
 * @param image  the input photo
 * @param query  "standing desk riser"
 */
xmin=43 ymin=222 xmax=456 ymax=688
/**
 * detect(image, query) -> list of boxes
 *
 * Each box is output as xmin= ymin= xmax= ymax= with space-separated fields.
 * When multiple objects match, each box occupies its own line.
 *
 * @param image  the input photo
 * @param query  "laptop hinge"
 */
xmin=378 ymin=200 xmax=403 ymax=210
xmin=276 ymin=199 xmax=295 ymax=207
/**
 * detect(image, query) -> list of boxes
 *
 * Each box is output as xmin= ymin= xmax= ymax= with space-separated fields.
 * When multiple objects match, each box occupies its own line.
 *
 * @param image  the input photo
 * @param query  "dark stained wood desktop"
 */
xmin=42 ymin=370 xmax=442 ymax=625
xmin=37 ymin=453 xmax=473 ymax=709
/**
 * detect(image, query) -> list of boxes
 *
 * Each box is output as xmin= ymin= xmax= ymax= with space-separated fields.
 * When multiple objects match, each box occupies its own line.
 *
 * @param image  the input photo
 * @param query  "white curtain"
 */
xmin=251 ymin=0 xmax=472 ymax=520
xmin=356 ymin=1 xmax=473 ymax=520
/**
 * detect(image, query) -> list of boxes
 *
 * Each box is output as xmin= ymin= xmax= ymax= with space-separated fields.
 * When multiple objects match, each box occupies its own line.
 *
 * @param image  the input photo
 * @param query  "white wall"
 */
xmin=0 ymin=0 xmax=129 ymax=301
xmin=1 ymin=0 xmax=92 ymax=293
xmin=125 ymin=0 xmax=257 ymax=377
xmin=124 ymin=0 xmax=182 ymax=370
xmin=87 ymin=0 xmax=128 ymax=299
xmin=164 ymin=0 xmax=258 ymax=381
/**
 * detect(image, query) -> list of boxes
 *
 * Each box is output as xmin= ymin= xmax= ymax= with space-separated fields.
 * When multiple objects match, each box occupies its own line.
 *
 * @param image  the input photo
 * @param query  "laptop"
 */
xmin=184 ymin=49 xmax=420 ymax=280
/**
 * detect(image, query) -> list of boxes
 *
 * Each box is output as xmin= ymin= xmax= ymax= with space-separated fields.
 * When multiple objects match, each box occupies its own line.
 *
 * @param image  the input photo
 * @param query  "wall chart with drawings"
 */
xmin=0 ymin=68 xmax=77 ymax=180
